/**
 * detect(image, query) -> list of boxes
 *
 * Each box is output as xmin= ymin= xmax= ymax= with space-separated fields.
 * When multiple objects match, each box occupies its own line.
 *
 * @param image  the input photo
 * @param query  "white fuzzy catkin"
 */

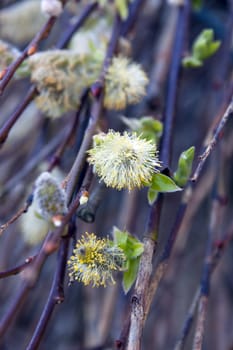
xmin=41 ymin=0 xmax=63 ymax=17
xmin=34 ymin=172 xmax=68 ymax=221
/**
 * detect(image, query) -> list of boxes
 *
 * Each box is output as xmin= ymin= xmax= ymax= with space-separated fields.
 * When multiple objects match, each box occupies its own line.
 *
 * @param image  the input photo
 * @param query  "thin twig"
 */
xmin=26 ymin=236 xmax=70 ymax=350
xmin=192 ymin=143 xmax=228 ymax=349
xmin=0 ymin=126 xmax=66 ymax=198
xmin=65 ymin=14 xmax=122 ymax=200
xmin=47 ymin=88 xmax=90 ymax=172
xmin=191 ymin=200 xmax=217 ymax=350
xmin=0 ymin=187 xmax=83 ymax=337
xmin=146 ymin=95 xmax=233 ymax=318
xmin=191 ymin=100 xmax=233 ymax=182
xmin=0 ymin=196 xmax=32 ymax=235
xmin=0 ymin=255 xmax=36 ymax=279
xmin=174 ymin=222 xmax=233 ymax=350
xmin=0 ymin=86 xmax=37 ymax=145
xmin=56 ymin=2 xmax=98 ymax=48
xmin=160 ymin=3 xmax=190 ymax=168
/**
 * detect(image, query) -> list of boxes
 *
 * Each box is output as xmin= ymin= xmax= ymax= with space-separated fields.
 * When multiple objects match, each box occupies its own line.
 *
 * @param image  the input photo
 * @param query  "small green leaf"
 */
xmin=150 ymin=173 xmax=182 ymax=193
xmin=121 ymin=116 xmax=163 ymax=144
xmin=122 ymin=257 xmax=140 ymax=294
xmin=183 ymin=29 xmax=220 ymax=69
xmin=147 ymin=188 xmax=158 ymax=205
xmin=113 ymin=227 xmax=144 ymax=259
xmin=113 ymin=226 xmax=128 ymax=248
xmin=173 ymin=146 xmax=195 ymax=187
xmin=182 ymin=56 xmax=202 ymax=68
xmin=125 ymin=235 xmax=144 ymax=259
xmin=193 ymin=30 xmax=220 ymax=60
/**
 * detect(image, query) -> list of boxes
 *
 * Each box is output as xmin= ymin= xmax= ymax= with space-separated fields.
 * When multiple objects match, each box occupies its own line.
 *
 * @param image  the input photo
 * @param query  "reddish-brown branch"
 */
xmin=0 ymin=187 xmax=83 ymax=338
xmin=0 ymin=197 xmax=32 ymax=236
xmin=0 ymin=86 xmax=37 ymax=145
xmin=0 ymin=256 xmax=36 ymax=279
xmin=47 ymin=88 xmax=90 ymax=172
xmin=0 ymin=16 xmax=58 ymax=95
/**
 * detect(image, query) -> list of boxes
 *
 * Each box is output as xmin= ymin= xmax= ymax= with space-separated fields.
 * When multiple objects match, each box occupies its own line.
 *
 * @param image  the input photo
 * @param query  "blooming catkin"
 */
xmin=33 ymin=172 xmax=68 ymax=223
xmin=104 ymin=56 xmax=148 ymax=110
xmin=27 ymin=50 xmax=101 ymax=117
xmin=68 ymin=233 xmax=126 ymax=287
xmin=87 ymin=130 xmax=161 ymax=190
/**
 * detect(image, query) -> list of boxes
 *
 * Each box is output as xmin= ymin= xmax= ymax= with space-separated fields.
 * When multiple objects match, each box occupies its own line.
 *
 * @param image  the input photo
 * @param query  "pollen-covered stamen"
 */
xmin=68 ymin=233 xmax=126 ymax=287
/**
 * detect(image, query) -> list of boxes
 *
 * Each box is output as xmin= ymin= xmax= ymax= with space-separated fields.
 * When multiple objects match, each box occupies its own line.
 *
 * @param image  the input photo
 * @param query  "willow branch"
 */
xmin=0 ymin=256 xmax=36 ymax=279
xmin=191 ymin=100 xmax=233 ymax=182
xmin=174 ymin=222 xmax=233 ymax=350
xmin=26 ymin=237 xmax=69 ymax=350
xmin=0 ymin=187 xmax=83 ymax=337
xmin=0 ymin=86 xmax=37 ymax=145
xmin=146 ymin=97 xmax=233 ymax=320
xmin=47 ymin=88 xmax=90 ymax=172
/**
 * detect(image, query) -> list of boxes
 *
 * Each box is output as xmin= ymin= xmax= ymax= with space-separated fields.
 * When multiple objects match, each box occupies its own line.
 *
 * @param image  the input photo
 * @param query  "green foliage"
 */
xmin=121 ymin=116 xmax=163 ymax=144
xmin=182 ymin=29 xmax=221 ymax=68
xmin=173 ymin=146 xmax=195 ymax=187
xmin=122 ymin=257 xmax=141 ymax=294
xmin=113 ymin=227 xmax=144 ymax=293
xmin=147 ymin=187 xmax=158 ymax=205
xmin=147 ymin=173 xmax=182 ymax=205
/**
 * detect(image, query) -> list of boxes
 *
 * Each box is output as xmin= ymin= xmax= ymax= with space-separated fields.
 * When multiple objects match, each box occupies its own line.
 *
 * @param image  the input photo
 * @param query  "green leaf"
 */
xmin=182 ymin=56 xmax=203 ymax=68
xmin=113 ymin=226 xmax=128 ymax=248
xmin=193 ymin=29 xmax=220 ymax=60
xmin=121 ymin=116 xmax=163 ymax=144
xmin=150 ymin=173 xmax=182 ymax=193
xmin=147 ymin=187 xmax=158 ymax=205
xmin=183 ymin=29 xmax=221 ymax=69
xmin=173 ymin=146 xmax=195 ymax=187
xmin=113 ymin=227 xmax=144 ymax=259
xmin=122 ymin=257 xmax=140 ymax=294
xmin=125 ymin=235 xmax=144 ymax=259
